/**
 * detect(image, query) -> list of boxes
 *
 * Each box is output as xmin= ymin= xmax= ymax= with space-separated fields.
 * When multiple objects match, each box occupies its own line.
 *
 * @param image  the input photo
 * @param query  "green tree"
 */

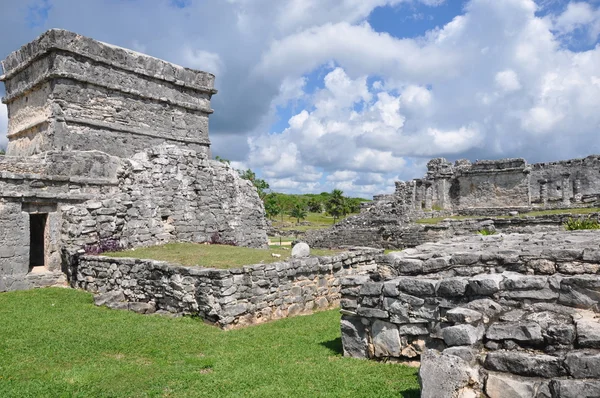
xmin=264 ymin=193 xmax=281 ymax=220
xmin=214 ymin=155 xmax=230 ymax=165
xmin=238 ymin=168 xmax=270 ymax=200
xmin=289 ymin=203 xmax=307 ymax=224
xmin=307 ymin=198 xmax=322 ymax=213
xmin=347 ymin=197 xmax=362 ymax=213
xmin=325 ymin=189 xmax=348 ymax=224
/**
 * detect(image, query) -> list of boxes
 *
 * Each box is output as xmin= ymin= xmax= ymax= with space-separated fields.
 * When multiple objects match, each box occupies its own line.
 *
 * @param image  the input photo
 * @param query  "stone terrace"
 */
xmin=340 ymin=230 xmax=600 ymax=397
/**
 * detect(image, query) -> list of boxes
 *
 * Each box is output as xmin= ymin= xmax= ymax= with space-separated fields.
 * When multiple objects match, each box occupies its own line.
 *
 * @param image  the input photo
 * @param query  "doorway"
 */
xmin=29 ymin=213 xmax=47 ymax=271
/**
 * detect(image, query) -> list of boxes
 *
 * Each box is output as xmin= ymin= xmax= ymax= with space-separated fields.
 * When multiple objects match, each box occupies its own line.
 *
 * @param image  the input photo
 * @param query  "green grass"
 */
xmin=564 ymin=216 xmax=600 ymax=230
xmin=0 ymin=288 xmax=419 ymax=397
xmin=103 ymin=243 xmax=339 ymax=269
xmin=415 ymin=207 xmax=600 ymax=225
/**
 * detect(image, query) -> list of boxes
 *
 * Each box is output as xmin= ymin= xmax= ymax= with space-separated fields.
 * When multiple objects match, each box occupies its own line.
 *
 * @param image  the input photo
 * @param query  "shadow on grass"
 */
xmin=320 ymin=337 xmax=343 ymax=355
xmin=400 ymin=388 xmax=420 ymax=398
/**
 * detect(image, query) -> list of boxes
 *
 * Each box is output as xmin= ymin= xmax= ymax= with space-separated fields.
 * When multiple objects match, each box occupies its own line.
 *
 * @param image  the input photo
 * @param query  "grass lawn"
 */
xmin=0 ymin=288 xmax=419 ymax=397
xmin=415 ymin=207 xmax=600 ymax=225
xmin=103 ymin=243 xmax=340 ymax=269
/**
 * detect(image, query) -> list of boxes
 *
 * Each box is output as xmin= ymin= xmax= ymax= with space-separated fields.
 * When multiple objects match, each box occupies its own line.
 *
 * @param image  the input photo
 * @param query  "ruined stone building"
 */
xmin=0 ymin=29 xmax=268 ymax=292
xmin=306 ymin=156 xmax=600 ymax=249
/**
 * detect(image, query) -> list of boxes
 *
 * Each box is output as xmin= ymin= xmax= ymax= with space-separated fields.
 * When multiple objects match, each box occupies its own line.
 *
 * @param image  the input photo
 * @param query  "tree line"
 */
xmin=232 ymin=164 xmax=367 ymax=223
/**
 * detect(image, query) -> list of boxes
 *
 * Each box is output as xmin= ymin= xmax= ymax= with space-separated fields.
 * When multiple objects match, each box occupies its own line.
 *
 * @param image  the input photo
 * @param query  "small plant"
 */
xmin=209 ymin=232 xmax=237 ymax=246
xmin=478 ymin=228 xmax=496 ymax=236
xmin=84 ymin=239 xmax=124 ymax=255
xmin=564 ymin=217 xmax=600 ymax=231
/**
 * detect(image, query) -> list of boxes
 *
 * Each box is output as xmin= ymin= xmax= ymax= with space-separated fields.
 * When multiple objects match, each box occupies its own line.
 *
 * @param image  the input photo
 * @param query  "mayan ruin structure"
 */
xmin=306 ymin=155 xmax=600 ymax=249
xmin=3 ymin=29 xmax=600 ymax=397
xmin=0 ymin=29 xmax=268 ymax=292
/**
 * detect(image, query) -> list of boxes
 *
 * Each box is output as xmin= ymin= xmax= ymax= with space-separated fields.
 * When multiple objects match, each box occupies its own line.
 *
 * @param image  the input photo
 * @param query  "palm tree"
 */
xmin=325 ymin=189 xmax=348 ymax=224
xmin=289 ymin=203 xmax=307 ymax=224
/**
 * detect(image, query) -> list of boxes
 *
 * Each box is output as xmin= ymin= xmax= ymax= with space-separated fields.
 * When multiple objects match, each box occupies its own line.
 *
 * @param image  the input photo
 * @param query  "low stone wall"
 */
xmin=306 ymin=212 xmax=600 ymax=250
xmin=340 ymin=231 xmax=600 ymax=397
xmin=71 ymin=247 xmax=381 ymax=329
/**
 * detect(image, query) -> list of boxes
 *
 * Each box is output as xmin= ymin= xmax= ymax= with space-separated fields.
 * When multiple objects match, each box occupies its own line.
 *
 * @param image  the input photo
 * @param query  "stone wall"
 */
xmin=0 ymin=144 xmax=268 ymax=292
xmin=0 ymin=30 xmax=268 ymax=293
xmin=306 ymin=211 xmax=600 ymax=250
xmin=71 ymin=247 xmax=381 ymax=329
xmin=340 ymin=231 xmax=600 ymax=397
xmin=1 ymin=29 xmax=215 ymax=158
xmin=306 ymin=155 xmax=600 ymax=251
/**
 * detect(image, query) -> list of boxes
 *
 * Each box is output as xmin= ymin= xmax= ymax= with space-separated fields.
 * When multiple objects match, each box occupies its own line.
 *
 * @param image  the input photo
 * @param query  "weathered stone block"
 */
xmin=485 ymin=372 xmax=549 ymax=398
xmin=396 ymin=278 xmax=437 ymax=297
xmin=372 ymin=320 xmax=401 ymax=357
xmin=340 ymin=316 xmax=369 ymax=358
xmin=437 ymin=278 xmax=469 ymax=297
xmin=356 ymin=307 xmax=388 ymax=319
xmin=446 ymin=307 xmax=483 ymax=325
xmin=468 ymin=274 xmax=503 ymax=295
xmin=564 ymin=350 xmax=600 ymax=378
xmin=484 ymin=351 xmax=567 ymax=378
xmin=442 ymin=324 xmax=484 ymax=346
xmin=419 ymin=349 xmax=480 ymax=398
xmin=576 ymin=319 xmax=600 ymax=348
xmin=486 ymin=322 xmax=544 ymax=344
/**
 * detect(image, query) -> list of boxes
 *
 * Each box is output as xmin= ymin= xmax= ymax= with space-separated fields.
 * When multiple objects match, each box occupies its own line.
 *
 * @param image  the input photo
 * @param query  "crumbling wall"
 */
xmin=340 ymin=231 xmax=600 ymax=397
xmin=72 ymin=247 xmax=381 ymax=329
xmin=0 ymin=145 xmax=268 ymax=292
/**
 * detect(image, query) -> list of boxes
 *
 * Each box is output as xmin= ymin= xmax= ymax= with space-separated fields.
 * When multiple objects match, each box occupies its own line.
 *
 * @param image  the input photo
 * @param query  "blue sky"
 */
xmin=2 ymin=0 xmax=600 ymax=198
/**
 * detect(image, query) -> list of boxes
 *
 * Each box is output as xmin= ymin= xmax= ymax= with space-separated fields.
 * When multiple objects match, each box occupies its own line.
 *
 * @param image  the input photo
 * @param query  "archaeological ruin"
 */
xmin=306 ymin=156 xmax=600 ymax=249
xmin=3 ymin=29 xmax=600 ymax=397
xmin=0 ymin=29 xmax=268 ymax=292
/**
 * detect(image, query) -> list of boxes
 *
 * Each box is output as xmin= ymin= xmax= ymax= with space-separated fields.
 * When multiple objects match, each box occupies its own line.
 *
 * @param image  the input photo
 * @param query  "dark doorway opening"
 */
xmin=29 ymin=213 xmax=47 ymax=271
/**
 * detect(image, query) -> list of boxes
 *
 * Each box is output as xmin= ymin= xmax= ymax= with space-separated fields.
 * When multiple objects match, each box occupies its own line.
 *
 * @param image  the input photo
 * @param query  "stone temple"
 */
xmin=0 ymin=29 xmax=268 ymax=292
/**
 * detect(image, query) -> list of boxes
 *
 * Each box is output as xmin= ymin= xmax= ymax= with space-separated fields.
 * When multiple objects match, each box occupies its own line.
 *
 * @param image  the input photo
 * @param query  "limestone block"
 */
xmin=442 ymin=346 xmax=477 ymax=364
xmin=576 ymin=319 xmax=600 ymax=348
xmin=419 ymin=349 xmax=480 ymax=398
xmin=356 ymin=307 xmax=388 ymax=319
xmin=442 ymin=324 xmax=484 ymax=346
xmin=396 ymin=277 xmax=437 ymax=297
xmin=340 ymin=316 xmax=369 ymax=358
xmin=372 ymin=320 xmax=401 ymax=357
xmin=484 ymin=351 xmax=567 ymax=378
xmin=485 ymin=322 xmax=544 ymax=344
xmin=468 ymin=274 xmax=503 ymax=295
xmin=564 ymin=350 xmax=600 ymax=378
xmin=464 ymin=299 xmax=503 ymax=320
xmin=446 ymin=307 xmax=483 ymax=325
xmin=437 ymin=278 xmax=469 ymax=297
xmin=549 ymin=380 xmax=600 ymax=398
xmin=485 ymin=372 xmax=550 ymax=398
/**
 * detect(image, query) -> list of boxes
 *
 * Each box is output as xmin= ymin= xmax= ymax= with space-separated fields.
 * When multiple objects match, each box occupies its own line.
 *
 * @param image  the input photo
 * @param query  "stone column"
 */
xmin=425 ymin=183 xmax=433 ymax=210
xmin=574 ymin=178 xmax=582 ymax=202
xmin=561 ymin=173 xmax=571 ymax=207
xmin=437 ymin=178 xmax=450 ymax=210
xmin=410 ymin=181 xmax=417 ymax=210
xmin=538 ymin=179 xmax=548 ymax=207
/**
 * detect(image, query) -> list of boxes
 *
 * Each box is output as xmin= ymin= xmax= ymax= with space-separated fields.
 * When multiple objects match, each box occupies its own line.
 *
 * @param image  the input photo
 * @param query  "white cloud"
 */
xmin=553 ymin=2 xmax=600 ymax=43
xmin=495 ymin=69 xmax=522 ymax=92
xmin=182 ymin=48 xmax=223 ymax=76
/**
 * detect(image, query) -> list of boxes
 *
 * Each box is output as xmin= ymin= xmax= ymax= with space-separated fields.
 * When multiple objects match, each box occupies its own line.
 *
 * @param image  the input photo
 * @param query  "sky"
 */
xmin=1 ymin=0 xmax=600 ymax=198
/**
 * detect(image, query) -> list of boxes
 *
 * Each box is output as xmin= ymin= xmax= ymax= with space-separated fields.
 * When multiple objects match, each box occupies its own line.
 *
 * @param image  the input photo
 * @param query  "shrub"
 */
xmin=478 ymin=228 xmax=496 ymax=236
xmin=564 ymin=217 xmax=600 ymax=231
xmin=84 ymin=239 xmax=124 ymax=255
